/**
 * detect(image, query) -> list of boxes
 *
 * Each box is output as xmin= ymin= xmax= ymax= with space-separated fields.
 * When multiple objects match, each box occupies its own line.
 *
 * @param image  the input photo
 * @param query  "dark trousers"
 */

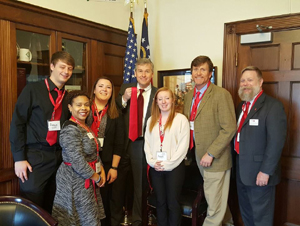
xmin=110 ymin=139 xmax=147 ymax=226
xmin=150 ymin=161 xmax=185 ymax=226
xmin=236 ymin=156 xmax=275 ymax=226
xmin=19 ymin=145 xmax=62 ymax=214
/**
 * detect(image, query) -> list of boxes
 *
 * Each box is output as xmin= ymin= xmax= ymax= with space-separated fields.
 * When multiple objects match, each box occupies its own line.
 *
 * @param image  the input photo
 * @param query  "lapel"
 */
xmin=195 ymin=83 xmax=213 ymax=119
xmin=242 ymin=92 xmax=265 ymax=127
xmin=145 ymin=86 xmax=157 ymax=122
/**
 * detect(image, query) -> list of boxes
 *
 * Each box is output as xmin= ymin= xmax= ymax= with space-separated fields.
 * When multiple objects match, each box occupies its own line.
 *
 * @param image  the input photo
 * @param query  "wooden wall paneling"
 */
xmin=89 ymin=40 xmax=99 ymax=94
xmin=290 ymin=82 xmax=300 ymax=157
xmin=0 ymin=20 xmax=19 ymax=195
xmin=274 ymin=178 xmax=288 ymax=225
xmin=250 ymin=45 xmax=280 ymax=70
xmin=102 ymin=43 xmax=126 ymax=95
xmin=262 ymin=82 xmax=278 ymax=99
xmin=234 ymin=13 xmax=300 ymax=34
xmin=286 ymin=179 xmax=300 ymax=224
xmin=292 ymin=43 xmax=300 ymax=69
xmin=0 ymin=0 xmax=127 ymax=46
xmin=222 ymin=24 xmax=239 ymax=105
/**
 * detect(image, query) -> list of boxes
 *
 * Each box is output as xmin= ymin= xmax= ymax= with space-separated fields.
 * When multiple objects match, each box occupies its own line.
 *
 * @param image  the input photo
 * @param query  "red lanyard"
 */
xmin=159 ymin=115 xmax=165 ymax=152
xmin=91 ymin=101 xmax=108 ymax=136
xmin=70 ymin=116 xmax=99 ymax=156
xmin=190 ymin=81 xmax=210 ymax=121
xmin=93 ymin=101 xmax=108 ymax=127
xmin=45 ymin=79 xmax=66 ymax=120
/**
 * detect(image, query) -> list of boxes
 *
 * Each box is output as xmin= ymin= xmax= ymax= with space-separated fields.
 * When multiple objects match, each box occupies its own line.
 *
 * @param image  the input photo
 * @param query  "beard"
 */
xmin=238 ymin=85 xmax=260 ymax=102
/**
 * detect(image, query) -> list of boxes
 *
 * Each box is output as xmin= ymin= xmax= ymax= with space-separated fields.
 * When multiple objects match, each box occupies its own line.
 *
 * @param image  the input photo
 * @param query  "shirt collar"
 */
xmin=195 ymin=82 xmax=209 ymax=94
xmin=137 ymin=83 xmax=151 ymax=92
xmin=47 ymin=77 xmax=65 ymax=91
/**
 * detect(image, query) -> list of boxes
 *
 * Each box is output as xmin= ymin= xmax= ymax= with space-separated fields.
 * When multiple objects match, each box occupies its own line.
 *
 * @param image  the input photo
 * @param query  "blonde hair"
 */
xmin=90 ymin=77 xmax=119 ymax=119
xmin=149 ymin=87 xmax=176 ymax=132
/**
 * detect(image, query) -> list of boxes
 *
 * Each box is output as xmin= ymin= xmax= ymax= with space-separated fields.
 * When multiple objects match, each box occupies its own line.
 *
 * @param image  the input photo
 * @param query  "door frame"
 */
xmin=222 ymin=12 xmax=300 ymax=106
xmin=222 ymin=12 xmax=300 ymax=226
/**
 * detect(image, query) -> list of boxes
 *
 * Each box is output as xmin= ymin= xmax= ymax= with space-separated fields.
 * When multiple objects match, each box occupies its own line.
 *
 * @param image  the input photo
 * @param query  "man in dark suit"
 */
xmin=113 ymin=58 xmax=157 ymax=226
xmin=235 ymin=66 xmax=287 ymax=226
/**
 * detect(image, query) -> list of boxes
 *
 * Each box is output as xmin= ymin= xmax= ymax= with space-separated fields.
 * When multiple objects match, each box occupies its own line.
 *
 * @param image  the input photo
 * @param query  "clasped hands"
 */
xmin=154 ymin=161 xmax=164 ymax=171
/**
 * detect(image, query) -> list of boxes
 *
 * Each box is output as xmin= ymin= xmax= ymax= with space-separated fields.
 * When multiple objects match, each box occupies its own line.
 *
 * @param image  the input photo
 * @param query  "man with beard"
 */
xmin=234 ymin=66 xmax=287 ymax=226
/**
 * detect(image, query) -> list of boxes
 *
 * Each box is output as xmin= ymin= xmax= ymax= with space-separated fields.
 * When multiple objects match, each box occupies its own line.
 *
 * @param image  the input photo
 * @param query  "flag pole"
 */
xmin=130 ymin=0 xmax=134 ymax=19
xmin=144 ymin=0 xmax=147 ymax=13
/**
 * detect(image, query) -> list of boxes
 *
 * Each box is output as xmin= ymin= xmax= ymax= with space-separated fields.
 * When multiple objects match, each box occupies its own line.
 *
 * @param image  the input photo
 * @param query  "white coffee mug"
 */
xmin=19 ymin=48 xmax=32 ymax=62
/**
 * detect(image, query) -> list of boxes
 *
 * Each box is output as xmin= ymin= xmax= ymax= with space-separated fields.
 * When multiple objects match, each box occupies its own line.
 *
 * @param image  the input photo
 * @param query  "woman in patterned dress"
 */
xmin=52 ymin=90 xmax=106 ymax=226
xmin=88 ymin=77 xmax=124 ymax=226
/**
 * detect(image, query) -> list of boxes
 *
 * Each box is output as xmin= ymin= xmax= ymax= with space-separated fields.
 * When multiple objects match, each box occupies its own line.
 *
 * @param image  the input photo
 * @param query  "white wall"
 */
xmin=18 ymin=0 xmax=300 ymax=85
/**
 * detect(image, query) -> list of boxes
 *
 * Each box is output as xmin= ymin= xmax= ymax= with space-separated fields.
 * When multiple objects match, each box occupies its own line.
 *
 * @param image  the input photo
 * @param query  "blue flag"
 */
xmin=123 ymin=18 xmax=138 ymax=83
xmin=140 ymin=12 xmax=150 ymax=59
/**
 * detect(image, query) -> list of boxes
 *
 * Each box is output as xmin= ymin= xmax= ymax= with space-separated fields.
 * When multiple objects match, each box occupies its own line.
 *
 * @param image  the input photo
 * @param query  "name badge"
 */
xmin=249 ymin=119 xmax=259 ymax=126
xmin=95 ymin=162 xmax=101 ymax=173
xmin=190 ymin=121 xmax=194 ymax=130
xmin=157 ymin=151 xmax=167 ymax=161
xmin=87 ymin=132 xmax=94 ymax=139
xmin=47 ymin=120 xmax=61 ymax=131
xmin=98 ymin=138 xmax=104 ymax=147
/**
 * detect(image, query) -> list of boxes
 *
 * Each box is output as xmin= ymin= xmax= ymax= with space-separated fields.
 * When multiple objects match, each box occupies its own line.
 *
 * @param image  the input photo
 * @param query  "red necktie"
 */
xmin=235 ymin=102 xmax=250 ymax=154
xmin=189 ymin=91 xmax=201 ymax=150
xmin=137 ymin=89 xmax=144 ymax=137
xmin=128 ymin=88 xmax=144 ymax=141
xmin=46 ymin=88 xmax=63 ymax=146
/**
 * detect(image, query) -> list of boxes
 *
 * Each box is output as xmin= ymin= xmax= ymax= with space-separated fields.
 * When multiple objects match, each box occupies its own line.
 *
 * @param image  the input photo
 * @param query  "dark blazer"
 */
xmin=87 ymin=111 xmax=124 ymax=164
xmin=237 ymin=92 xmax=287 ymax=186
xmin=100 ymin=114 xmax=125 ymax=163
xmin=116 ymin=82 xmax=157 ymax=149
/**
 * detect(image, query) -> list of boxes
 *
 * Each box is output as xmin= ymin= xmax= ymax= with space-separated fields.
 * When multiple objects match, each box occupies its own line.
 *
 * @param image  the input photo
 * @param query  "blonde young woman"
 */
xmin=88 ymin=76 xmax=124 ymax=226
xmin=144 ymin=87 xmax=190 ymax=226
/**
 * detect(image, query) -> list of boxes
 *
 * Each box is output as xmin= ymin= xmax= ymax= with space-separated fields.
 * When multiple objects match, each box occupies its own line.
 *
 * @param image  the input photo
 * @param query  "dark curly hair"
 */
xmin=67 ymin=90 xmax=90 ymax=105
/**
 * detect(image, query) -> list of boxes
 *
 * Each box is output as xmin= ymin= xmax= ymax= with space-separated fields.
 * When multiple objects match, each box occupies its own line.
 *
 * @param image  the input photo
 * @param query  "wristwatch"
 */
xmin=207 ymin=152 xmax=215 ymax=158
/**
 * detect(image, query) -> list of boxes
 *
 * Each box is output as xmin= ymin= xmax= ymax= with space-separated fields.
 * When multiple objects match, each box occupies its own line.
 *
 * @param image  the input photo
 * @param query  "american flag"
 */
xmin=140 ymin=11 xmax=150 ymax=59
xmin=123 ymin=18 xmax=138 ymax=83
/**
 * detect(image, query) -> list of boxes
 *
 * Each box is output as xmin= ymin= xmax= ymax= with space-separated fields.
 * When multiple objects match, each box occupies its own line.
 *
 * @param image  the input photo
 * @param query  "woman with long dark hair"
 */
xmin=88 ymin=77 xmax=124 ymax=226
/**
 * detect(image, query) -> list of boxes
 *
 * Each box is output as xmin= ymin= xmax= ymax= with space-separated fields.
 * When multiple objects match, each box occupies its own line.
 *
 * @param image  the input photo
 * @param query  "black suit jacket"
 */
xmin=100 ymin=114 xmax=125 ymax=163
xmin=236 ymin=92 xmax=287 ymax=186
xmin=116 ymin=82 xmax=157 ymax=150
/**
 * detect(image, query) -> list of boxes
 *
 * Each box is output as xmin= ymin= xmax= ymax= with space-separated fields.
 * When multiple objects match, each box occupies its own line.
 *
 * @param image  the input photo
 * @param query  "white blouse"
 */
xmin=144 ymin=113 xmax=190 ymax=171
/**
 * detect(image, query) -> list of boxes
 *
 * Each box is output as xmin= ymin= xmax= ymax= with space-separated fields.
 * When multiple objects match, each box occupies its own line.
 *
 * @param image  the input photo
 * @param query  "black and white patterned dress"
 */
xmin=52 ymin=120 xmax=105 ymax=226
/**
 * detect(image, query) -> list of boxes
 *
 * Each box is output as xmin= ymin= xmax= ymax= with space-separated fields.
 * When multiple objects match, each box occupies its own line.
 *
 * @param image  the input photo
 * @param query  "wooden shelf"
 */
xmin=17 ymin=61 xmax=49 ymax=66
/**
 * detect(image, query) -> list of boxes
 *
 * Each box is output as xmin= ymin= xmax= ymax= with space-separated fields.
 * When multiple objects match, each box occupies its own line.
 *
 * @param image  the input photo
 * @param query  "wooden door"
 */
xmin=236 ymin=30 xmax=300 ymax=226
xmin=95 ymin=42 xmax=126 ymax=95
